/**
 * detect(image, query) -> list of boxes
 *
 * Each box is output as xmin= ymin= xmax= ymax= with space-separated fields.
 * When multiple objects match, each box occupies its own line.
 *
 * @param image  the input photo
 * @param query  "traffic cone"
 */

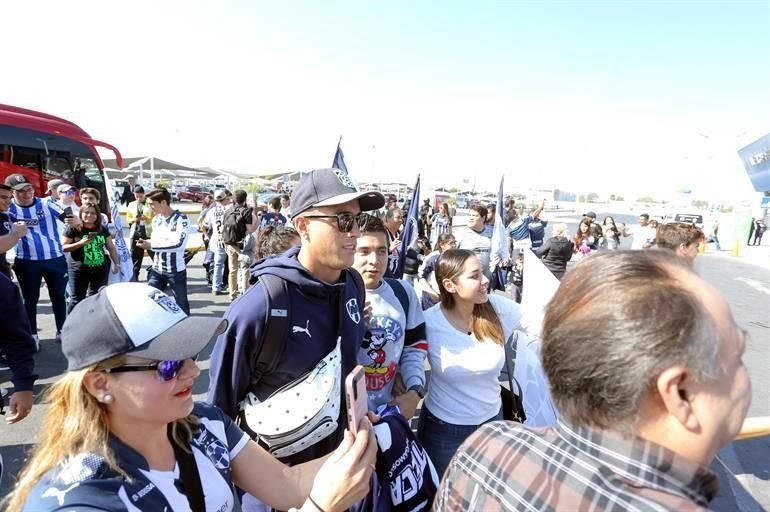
xmin=730 ymin=240 xmax=741 ymax=257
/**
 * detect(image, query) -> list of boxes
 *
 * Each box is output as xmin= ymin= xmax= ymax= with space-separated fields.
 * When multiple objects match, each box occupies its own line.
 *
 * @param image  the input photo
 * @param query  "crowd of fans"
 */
xmin=0 ymin=168 xmax=757 ymax=511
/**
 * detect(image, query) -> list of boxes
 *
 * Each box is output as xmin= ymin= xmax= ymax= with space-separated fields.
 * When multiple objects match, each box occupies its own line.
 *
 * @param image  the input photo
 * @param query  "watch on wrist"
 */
xmin=408 ymin=384 xmax=426 ymax=399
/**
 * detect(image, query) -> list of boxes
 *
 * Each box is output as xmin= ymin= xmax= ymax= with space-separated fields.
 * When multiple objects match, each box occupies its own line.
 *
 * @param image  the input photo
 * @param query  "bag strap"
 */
xmin=250 ymin=274 xmax=290 ymax=391
xmin=502 ymin=331 xmax=527 ymax=423
xmin=384 ymin=277 xmax=409 ymax=324
xmin=168 ymin=425 xmax=206 ymax=512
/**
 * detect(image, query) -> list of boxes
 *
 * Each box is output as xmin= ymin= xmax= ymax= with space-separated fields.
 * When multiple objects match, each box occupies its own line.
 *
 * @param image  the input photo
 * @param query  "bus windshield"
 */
xmin=0 ymin=121 xmax=114 ymax=216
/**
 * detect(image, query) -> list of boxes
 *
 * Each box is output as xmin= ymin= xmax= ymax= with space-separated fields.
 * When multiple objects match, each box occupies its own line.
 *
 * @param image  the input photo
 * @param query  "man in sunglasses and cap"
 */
xmin=209 ymin=169 xmax=383 ymax=498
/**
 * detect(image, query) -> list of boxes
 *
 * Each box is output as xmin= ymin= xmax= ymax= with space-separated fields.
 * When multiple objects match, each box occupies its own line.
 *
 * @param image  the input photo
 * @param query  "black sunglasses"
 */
xmin=102 ymin=358 xmax=195 ymax=382
xmin=303 ymin=212 xmax=369 ymax=233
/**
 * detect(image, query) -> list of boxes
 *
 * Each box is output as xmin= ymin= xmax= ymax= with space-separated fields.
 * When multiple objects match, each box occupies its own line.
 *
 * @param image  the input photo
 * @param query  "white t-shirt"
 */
xmin=454 ymin=226 xmax=492 ymax=278
xmin=423 ymin=294 xmax=523 ymax=425
xmin=357 ymin=279 xmax=427 ymax=410
xmin=629 ymin=224 xmax=657 ymax=249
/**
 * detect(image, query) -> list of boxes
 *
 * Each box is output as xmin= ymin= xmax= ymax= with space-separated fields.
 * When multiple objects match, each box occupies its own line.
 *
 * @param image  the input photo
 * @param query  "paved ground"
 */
xmin=1 ymin=216 xmax=768 ymax=510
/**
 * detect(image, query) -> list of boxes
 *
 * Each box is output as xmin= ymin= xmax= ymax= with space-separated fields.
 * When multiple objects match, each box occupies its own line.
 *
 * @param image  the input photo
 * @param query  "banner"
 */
xmin=108 ymin=202 xmax=135 ymax=285
xmin=489 ymin=175 xmax=510 ymax=272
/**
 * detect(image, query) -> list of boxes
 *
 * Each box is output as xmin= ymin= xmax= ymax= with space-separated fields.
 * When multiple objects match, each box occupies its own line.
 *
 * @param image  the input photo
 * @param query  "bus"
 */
xmin=0 ymin=104 xmax=123 ymax=217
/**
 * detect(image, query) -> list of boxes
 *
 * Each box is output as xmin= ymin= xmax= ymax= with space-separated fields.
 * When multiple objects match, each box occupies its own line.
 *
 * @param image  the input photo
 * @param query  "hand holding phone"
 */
xmin=345 ymin=365 xmax=368 ymax=435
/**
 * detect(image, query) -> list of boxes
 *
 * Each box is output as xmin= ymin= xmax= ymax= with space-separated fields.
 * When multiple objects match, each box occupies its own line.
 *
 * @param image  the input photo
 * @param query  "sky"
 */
xmin=2 ymin=0 xmax=768 ymax=200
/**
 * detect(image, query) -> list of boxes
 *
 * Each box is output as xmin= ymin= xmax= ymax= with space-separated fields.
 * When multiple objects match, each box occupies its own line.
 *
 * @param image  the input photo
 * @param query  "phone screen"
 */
xmin=345 ymin=365 xmax=368 ymax=434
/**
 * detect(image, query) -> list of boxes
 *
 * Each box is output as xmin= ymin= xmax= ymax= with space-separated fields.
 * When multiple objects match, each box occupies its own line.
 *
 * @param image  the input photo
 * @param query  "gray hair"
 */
xmin=541 ymin=250 xmax=719 ymax=434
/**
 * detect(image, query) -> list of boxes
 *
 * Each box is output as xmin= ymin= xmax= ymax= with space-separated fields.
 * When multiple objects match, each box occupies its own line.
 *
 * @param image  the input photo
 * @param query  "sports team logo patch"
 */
xmin=149 ymin=289 xmax=181 ymax=314
xmin=345 ymin=298 xmax=361 ymax=324
xmin=333 ymin=169 xmax=356 ymax=190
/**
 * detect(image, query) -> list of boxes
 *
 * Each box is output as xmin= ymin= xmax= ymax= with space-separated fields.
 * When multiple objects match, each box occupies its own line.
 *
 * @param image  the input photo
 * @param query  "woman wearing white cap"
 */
xmin=7 ymin=283 xmax=376 ymax=512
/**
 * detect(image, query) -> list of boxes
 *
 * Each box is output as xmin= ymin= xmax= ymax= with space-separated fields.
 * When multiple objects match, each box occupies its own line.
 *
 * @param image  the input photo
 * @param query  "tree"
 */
xmin=586 ymin=192 xmax=600 ymax=202
xmin=578 ymin=194 xmax=586 ymax=203
xmin=637 ymin=196 xmax=657 ymax=204
xmin=691 ymin=200 xmax=709 ymax=209
xmin=610 ymin=194 xmax=616 ymax=201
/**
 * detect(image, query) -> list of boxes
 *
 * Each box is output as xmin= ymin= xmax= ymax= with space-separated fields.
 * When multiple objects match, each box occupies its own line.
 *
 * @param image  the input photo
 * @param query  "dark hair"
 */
xmin=79 ymin=187 xmax=100 ymax=201
xmin=639 ymin=213 xmax=650 ymax=220
xmin=541 ymin=250 xmax=718 ymax=433
xmin=134 ymin=185 xmax=145 ymax=194
xmin=435 ymin=249 xmax=504 ymax=345
xmin=469 ymin=205 xmax=488 ymax=220
xmin=257 ymin=226 xmax=300 ymax=259
xmin=224 ymin=189 xmax=232 ymax=197
xmin=268 ymin=196 xmax=281 ymax=211
xmin=656 ymin=222 xmax=704 ymax=251
xmin=234 ymin=189 xmax=247 ymax=205
xmin=573 ymin=219 xmax=592 ymax=251
xmin=147 ymin=188 xmax=171 ymax=205
xmin=280 ymin=194 xmax=290 ymax=201
xmin=0 ymin=184 xmax=11 ymax=192
xmin=79 ymin=204 xmax=103 ymax=229
xmin=360 ymin=214 xmax=389 ymax=239
xmin=436 ymin=232 xmax=456 ymax=251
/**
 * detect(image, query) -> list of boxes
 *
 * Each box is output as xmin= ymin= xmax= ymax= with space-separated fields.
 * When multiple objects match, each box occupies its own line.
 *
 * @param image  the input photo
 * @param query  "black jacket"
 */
xmin=0 ymin=273 xmax=37 ymax=392
xmin=536 ymin=236 xmax=574 ymax=278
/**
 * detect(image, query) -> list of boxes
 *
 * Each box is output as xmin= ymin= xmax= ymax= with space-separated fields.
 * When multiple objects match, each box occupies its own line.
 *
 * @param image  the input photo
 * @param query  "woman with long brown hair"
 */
xmin=417 ymin=249 xmax=525 ymax=476
xmin=7 ymin=283 xmax=375 ymax=512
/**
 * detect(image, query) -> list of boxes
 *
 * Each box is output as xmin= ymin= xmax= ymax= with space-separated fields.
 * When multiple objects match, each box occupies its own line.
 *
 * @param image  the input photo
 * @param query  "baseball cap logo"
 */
xmin=333 ymin=169 xmax=356 ymax=190
xmin=150 ymin=289 xmax=182 ymax=314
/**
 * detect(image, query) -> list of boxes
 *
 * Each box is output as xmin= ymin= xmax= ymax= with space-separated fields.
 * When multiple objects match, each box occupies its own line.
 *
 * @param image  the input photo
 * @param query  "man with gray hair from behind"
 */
xmin=435 ymin=250 xmax=751 ymax=511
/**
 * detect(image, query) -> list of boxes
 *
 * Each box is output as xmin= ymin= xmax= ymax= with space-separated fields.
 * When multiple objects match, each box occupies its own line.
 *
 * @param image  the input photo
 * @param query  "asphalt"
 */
xmin=1 ymin=211 xmax=768 ymax=510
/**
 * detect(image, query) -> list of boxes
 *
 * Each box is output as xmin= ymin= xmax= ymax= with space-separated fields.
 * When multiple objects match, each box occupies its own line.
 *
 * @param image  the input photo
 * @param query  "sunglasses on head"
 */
xmin=102 ymin=357 xmax=196 ymax=381
xmin=303 ymin=212 xmax=369 ymax=233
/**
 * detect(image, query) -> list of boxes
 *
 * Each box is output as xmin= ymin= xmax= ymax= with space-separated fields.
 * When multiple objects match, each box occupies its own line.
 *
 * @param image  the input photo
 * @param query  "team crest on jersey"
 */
xmin=333 ymin=169 xmax=356 ymax=190
xmin=345 ymin=298 xmax=361 ymax=324
xmin=150 ymin=289 xmax=181 ymax=314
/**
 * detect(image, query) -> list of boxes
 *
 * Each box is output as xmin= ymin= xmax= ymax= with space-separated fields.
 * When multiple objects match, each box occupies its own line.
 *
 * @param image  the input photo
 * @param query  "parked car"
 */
xmin=177 ymin=185 xmax=206 ymax=202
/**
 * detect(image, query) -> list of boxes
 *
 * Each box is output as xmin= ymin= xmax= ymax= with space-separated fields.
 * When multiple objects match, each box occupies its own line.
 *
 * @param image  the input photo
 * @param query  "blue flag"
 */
xmin=332 ymin=138 xmax=349 ymax=174
xmin=396 ymin=175 xmax=420 ymax=279
xmin=490 ymin=175 xmax=510 ymax=270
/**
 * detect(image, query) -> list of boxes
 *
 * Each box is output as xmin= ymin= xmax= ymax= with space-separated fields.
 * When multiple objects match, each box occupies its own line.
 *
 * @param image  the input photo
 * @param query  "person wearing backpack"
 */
xmin=207 ymin=168 xmax=384 ymax=512
xmin=351 ymin=215 xmax=427 ymax=421
xmin=222 ymin=190 xmax=257 ymax=300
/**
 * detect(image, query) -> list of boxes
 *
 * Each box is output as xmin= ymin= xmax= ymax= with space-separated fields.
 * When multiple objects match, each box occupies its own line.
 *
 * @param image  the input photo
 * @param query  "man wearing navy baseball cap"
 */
xmin=209 ymin=168 xmax=384 ymax=511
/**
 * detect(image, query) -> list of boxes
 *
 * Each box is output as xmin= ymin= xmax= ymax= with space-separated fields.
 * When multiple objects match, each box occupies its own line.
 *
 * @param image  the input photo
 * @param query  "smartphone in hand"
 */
xmin=63 ymin=206 xmax=73 ymax=219
xmin=345 ymin=365 xmax=368 ymax=435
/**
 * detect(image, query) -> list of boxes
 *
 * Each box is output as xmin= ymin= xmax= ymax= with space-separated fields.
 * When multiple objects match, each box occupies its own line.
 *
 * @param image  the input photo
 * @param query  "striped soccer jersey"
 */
xmin=149 ymin=210 xmax=189 ymax=273
xmin=8 ymin=198 xmax=65 ymax=260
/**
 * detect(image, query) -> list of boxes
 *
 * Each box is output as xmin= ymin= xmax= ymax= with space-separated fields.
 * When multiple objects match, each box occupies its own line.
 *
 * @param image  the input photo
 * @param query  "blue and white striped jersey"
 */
xmin=150 ymin=210 xmax=189 ymax=273
xmin=8 ymin=198 xmax=65 ymax=260
xmin=24 ymin=403 xmax=249 ymax=512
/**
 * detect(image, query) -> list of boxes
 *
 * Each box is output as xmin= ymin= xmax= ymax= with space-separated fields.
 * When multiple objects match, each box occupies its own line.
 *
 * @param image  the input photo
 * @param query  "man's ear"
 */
xmin=655 ymin=366 xmax=701 ymax=432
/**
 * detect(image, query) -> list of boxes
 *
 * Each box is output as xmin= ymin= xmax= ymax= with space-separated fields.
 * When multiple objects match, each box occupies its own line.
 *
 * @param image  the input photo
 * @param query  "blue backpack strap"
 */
xmin=250 ymin=274 xmax=290 ymax=392
xmin=384 ymin=277 xmax=409 ymax=322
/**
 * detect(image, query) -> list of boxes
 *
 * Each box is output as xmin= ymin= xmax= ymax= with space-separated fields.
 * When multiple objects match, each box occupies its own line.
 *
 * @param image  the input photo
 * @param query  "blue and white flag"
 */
xmin=108 ymin=201 xmax=135 ymax=285
xmin=331 ymin=138 xmax=349 ymax=175
xmin=490 ymin=175 xmax=510 ymax=271
xmin=396 ymin=175 xmax=420 ymax=279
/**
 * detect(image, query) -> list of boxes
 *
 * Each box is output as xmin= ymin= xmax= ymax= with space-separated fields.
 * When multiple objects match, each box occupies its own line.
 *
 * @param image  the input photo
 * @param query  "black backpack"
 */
xmin=221 ymin=205 xmax=250 ymax=245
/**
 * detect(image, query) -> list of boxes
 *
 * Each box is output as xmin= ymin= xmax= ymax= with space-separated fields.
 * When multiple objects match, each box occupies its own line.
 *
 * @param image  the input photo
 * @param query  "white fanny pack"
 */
xmin=239 ymin=339 xmax=341 ymax=458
